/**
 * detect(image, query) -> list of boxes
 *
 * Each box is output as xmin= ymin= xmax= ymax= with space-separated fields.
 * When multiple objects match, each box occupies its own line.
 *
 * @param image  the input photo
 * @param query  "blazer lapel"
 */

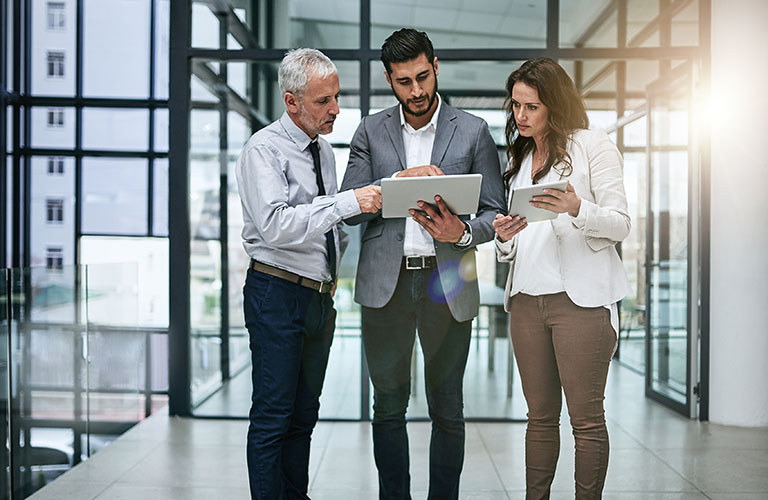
xmin=430 ymin=104 xmax=457 ymax=166
xmin=384 ymin=109 xmax=407 ymax=170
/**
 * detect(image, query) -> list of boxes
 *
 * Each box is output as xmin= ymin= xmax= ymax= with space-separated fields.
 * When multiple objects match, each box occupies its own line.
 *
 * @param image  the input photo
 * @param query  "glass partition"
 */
xmin=173 ymin=0 xmax=706 ymax=421
xmin=3 ymin=264 xmax=165 ymax=499
xmin=1 ymin=269 xmax=10 ymax=500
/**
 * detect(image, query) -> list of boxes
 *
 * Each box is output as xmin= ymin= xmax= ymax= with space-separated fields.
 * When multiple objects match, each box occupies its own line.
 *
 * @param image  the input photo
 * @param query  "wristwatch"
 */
xmin=455 ymin=222 xmax=472 ymax=247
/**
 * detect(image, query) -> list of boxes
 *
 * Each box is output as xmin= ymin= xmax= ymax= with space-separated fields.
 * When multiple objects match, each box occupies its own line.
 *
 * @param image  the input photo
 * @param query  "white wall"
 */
xmin=709 ymin=0 xmax=768 ymax=426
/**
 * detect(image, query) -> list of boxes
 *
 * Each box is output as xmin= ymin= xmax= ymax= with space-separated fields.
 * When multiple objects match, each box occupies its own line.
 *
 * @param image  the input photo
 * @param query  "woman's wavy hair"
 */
xmin=503 ymin=58 xmax=588 ymax=185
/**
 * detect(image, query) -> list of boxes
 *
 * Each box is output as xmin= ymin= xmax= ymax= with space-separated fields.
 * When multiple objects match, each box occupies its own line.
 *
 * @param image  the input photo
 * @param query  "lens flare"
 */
xmin=428 ymin=259 xmax=466 ymax=304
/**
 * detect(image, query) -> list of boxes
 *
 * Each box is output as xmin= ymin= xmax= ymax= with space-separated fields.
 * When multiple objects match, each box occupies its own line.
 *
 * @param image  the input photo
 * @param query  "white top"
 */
xmin=399 ymin=94 xmax=442 ymax=257
xmin=509 ymin=154 xmax=566 ymax=296
xmin=497 ymin=130 xmax=631 ymax=335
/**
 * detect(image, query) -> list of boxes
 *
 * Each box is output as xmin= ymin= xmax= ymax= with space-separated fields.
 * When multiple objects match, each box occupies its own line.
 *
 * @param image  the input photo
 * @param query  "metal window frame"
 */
xmin=167 ymin=0 xmax=711 ymax=421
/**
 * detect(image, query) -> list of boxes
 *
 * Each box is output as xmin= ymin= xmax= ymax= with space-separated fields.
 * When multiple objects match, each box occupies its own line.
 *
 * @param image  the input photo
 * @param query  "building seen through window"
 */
xmin=45 ymin=197 xmax=64 ymax=223
xmin=47 ymin=156 xmax=65 ymax=175
xmin=46 ymin=107 xmax=64 ymax=127
xmin=47 ymin=1 xmax=65 ymax=30
xmin=45 ymin=245 xmax=64 ymax=269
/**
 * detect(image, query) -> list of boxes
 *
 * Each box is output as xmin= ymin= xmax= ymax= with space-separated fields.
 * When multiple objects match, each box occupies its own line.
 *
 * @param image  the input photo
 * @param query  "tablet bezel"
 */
xmin=380 ymin=173 xmax=483 ymax=219
xmin=508 ymin=179 xmax=568 ymax=222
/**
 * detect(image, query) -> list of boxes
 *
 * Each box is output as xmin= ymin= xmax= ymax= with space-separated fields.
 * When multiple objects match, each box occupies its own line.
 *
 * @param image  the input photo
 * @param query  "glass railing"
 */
xmin=0 ymin=263 xmax=168 ymax=500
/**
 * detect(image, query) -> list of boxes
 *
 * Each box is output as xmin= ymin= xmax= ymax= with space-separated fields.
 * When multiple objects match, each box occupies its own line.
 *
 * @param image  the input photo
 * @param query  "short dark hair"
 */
xmin=381 ymin=28 xmax=435 ymax=74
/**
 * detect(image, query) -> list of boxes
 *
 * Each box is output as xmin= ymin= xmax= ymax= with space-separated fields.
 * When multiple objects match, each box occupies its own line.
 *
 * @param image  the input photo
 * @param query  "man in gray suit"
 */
xmin=340 ymin=29 xmax=506 ymax=500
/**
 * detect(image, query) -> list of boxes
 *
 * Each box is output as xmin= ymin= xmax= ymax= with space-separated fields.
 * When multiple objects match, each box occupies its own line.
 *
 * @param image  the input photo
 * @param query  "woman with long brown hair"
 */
xmin=494 ymin=57 xmax=631 ymax=499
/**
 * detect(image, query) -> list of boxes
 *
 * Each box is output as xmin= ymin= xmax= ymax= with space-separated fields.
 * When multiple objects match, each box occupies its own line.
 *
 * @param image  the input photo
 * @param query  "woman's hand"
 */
xmin=493 ymin=213 xmax=527 ymax=242
xmin=530 ymin=181 xmax=582 ymax=217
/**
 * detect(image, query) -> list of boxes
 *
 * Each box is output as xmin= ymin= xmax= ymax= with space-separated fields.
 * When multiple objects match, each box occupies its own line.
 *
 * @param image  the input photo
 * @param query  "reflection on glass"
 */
xmin=6 ymin=263 xmax=157 ymax=497
xmin=649 ymin=148 xmax=688 ymax=404
xmin=618 ymin=152 xmax=647 ymax=371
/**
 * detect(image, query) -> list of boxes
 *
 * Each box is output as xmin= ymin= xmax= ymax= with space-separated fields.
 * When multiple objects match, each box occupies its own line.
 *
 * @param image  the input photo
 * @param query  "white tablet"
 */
xmin=508 ymin=179 xmax=568 ymax=222
xmin=380 ymin=174 xmax=483 ymax=219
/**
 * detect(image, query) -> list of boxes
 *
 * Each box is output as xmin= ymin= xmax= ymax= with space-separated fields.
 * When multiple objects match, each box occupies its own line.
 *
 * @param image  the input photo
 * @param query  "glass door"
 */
xmin=644 ymin=63 xmax=700 ymax=417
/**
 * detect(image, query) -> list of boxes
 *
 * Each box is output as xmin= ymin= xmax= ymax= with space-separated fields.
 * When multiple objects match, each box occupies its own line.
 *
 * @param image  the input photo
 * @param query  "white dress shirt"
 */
xmin=235 ymin=112 xmax=361 ymax=282
xmin=508 ymin=154 xmax=566 ymax=296
xmin=399 ymin=95 xmax=442 ymax=257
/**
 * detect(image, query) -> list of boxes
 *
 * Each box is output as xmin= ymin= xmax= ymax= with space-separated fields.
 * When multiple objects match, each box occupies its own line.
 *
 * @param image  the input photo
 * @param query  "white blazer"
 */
xmin=496 ymin=128 xmax=632 ymax=311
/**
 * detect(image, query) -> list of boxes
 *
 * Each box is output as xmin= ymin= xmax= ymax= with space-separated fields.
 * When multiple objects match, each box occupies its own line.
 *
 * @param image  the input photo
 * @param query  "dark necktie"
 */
xmin=308 ymin=141 xmax=337 ymax=281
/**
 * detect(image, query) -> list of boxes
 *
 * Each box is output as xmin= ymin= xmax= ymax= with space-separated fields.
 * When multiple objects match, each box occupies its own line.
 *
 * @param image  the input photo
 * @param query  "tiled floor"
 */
xmin=29 ymin=364 xmax=768 ymax=500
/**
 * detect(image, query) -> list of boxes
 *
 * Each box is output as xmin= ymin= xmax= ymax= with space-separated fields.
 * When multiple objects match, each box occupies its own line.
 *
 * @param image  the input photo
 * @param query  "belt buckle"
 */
xmin=318 ymin=281 xmax=334 ymax=294
xmin=405 ymin=256 xmax=424 ymax=270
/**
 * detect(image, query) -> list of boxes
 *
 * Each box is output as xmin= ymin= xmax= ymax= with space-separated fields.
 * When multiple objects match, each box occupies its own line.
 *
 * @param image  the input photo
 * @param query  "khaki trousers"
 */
xmin=509 ymin=292 xmax=616 ymax=500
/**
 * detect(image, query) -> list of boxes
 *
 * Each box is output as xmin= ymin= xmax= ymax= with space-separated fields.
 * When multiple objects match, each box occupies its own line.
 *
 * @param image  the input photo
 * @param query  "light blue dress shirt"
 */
xmin=235 ymin=112 xmax=361 ymax=282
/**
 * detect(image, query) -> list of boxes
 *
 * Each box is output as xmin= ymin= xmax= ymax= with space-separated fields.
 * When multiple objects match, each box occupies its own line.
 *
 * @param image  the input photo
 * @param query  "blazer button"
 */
xmin=397 ymin=233 xmax=404 ymax=241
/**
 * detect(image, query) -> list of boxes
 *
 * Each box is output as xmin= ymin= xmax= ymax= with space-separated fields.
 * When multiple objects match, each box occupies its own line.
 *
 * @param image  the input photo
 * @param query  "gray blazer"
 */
xmin=340 ymin=103 xmax=506 ymax=322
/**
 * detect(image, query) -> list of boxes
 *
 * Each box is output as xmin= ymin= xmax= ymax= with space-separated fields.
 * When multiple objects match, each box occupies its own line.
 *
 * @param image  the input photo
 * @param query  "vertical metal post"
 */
xmin=168 ymin=0 xmax=192 ymax=416
xmin=359 ymin=0 xmax=370 ymax=421
xmin=218 ymin=11 xmax=230 ymax=383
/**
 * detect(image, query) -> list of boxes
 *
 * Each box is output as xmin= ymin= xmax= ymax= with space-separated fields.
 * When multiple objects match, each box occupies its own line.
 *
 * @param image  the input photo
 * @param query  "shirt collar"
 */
xmin=279 ymin=112 xmax=314 ymax=151
xmin=399 ymin=93 xmax=442 ymax=133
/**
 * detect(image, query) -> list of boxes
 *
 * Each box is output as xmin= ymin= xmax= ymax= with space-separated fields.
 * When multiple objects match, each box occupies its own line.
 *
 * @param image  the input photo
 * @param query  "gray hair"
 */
xmin=278 ymin=48 xmax=337 ymax=98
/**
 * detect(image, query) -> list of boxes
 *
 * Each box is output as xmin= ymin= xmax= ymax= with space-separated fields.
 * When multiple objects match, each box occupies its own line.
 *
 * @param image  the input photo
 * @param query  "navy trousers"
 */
xmin=362 ymin=264 xmax=472 ymax=500
xmin=244 ymin=268 xmax=335 ymax=500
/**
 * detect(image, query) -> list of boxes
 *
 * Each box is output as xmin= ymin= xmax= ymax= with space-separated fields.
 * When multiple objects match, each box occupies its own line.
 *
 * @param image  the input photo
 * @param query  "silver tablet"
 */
xmin=380 ymin=174 xmax=483 ymax=219
xmin=508 ymin=179 xmax=568 ymax=222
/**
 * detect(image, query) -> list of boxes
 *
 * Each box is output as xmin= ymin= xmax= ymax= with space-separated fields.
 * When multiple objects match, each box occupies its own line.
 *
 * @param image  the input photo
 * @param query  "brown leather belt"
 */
xmin=402 ymin=255 xmax=437 ymax=270
xmin=250 ymin=260 xmax=333 ymax=294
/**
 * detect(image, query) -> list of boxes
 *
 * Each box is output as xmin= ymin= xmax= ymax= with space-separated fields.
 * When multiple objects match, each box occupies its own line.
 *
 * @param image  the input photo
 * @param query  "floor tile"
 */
xmin=26 ymin=480 xmax=111 ymax=500
xmin=93 ymin=484 xmax=250 ymax=500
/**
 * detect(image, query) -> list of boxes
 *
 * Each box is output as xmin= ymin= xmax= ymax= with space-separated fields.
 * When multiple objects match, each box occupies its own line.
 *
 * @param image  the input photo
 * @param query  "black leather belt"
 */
xmin=250 ymin=260 xmax=333 ymax=294
xmin=403 ymin=255 xmax=437 ymax=270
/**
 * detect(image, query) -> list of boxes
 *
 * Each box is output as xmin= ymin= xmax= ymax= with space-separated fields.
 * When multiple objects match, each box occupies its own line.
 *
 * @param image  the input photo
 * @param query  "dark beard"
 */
xmin=398 ymin=78 xmax=439 ymax=118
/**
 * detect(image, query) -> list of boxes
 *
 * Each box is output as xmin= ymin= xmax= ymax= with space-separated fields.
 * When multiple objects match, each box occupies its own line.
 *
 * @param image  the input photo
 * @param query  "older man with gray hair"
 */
xmin=235 ymin=48 xmax=381 ymax=499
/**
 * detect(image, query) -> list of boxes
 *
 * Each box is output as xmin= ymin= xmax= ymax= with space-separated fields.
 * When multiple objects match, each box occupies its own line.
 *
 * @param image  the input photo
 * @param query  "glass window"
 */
xmin=82 ymin=157 xmax=148 ymax=235
xmin=153 ymin=159 xmax=168 ymax=236
xmin=33 ymin=1 xmax=76 ymax=96
xmin=371 ymin=0 xmax=545 ymax=49
xmin=84 ymin=0 xmax=150 ymax=98
xmin=672 ymin=0 xmax=699 ymax=46
xmin=560 ymin=0 xmax=616 ymax=48
xmin=33 ymin=107 xmax=75 ymax=149
xmin=191 ymin=0 xmax=359 ymax=50
xmin=154 ymin=0 xmax=170 ymax=100
xmin=81 ymin=237 xmax=169 ymax=327
xmin=82 ymin=108 xmax=149 ymax=151
xmin=154 ymin=108 xmax=169 ymax=152
xmin=31 ymin=156 xmax=75 ymax=268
